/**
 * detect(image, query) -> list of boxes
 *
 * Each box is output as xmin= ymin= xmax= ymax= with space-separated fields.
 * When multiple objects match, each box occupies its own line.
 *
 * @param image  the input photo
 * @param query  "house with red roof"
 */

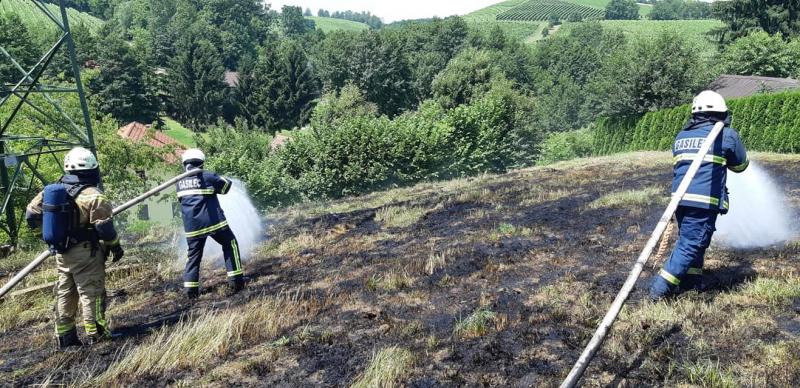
xmin=117 ymin=122 xmax=185 ymax=163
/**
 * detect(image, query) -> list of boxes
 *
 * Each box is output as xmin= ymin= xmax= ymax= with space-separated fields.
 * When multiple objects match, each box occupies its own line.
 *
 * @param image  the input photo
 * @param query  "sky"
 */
xmin=265 ymin=0 xmax=501 ymax=23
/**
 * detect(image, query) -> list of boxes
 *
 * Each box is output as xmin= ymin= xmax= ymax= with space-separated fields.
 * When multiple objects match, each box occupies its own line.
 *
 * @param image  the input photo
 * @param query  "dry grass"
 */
xmin=587 ymin=186 xmax=667 ymax=209
xmin=351 ymin=346 xmax=414 ymax=388
xmin=0 ymin=293 xmax=51 ymax=333
xmin=375 ymin=206 xmax=426 ymax=228
xmin=94 ymin=292 xmax=317 ymax=384
xmin=367 ymin=271 xmax=414 ymax=292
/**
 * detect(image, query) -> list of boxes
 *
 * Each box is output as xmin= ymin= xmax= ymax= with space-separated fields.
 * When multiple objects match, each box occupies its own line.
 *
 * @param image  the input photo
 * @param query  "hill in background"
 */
xmin=0 ymin=0 xmax=103 ymax=32
xmin=307 ymin=16 xmax=370 ymax=33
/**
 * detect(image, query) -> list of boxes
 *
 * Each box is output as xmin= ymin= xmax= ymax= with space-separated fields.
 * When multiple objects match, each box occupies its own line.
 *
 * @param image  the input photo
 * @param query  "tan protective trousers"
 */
xmin=54 ymin=243 xmax=109 ymax=337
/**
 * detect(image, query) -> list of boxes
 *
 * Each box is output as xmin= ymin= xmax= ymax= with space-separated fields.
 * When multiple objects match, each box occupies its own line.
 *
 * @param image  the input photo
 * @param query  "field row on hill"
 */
xmin=307 ymin=16 xmax=369 ymax=33
xmin=0 ymin=0 xmax=103 ymax=33
xmin=497 ymin=0 xmax=605 ymax=21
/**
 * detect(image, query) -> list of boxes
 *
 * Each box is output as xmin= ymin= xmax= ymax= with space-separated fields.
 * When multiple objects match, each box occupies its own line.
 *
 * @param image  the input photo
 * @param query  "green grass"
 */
xmin=161 ymin=117 xmax=197 ymax=147
xmin=561 ymin=0 xmax=652 ymax=16
xmin=464 ymin=0 xmax=530 ymax=22
xmin=559 ymin=19 xmax=723 ymax=55
xmin=0 ymin=0 xmax=103 ymax=33
xmin=307 ymin=16 xmax=369 ymax=33
xmin=454 ymin=308 xmax=497 ymax=338
xmin=587 ymin=186 xmax=666 ymax=209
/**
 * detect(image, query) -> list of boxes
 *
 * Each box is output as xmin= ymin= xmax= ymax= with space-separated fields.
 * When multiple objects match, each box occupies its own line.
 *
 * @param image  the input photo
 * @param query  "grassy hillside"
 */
xmin=307 ymin=16 xmax=369 ymax=33
xmin=160 ymin=117 xmax=197 ymax=148
xmin=464 ymin=0 xmax=544 ymax=42
xmin=559 ymin=19 xmax=723 ymax=54
xmin=561 ymin=0 xmax=653 ymax=16
xmin=0 ymin=0 xmax=103 ymax=32
xmin=3 ymin=152 xmax=799 ymax=386
xmin=496 ymin=0 xmax=605 ymax=21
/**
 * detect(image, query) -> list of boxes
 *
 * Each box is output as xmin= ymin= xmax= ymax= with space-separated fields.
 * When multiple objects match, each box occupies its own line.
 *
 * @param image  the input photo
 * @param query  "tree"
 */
xmin=310 ymin=84 xmax=378 ymax=132
xmin=313 ymin=30 xmax=412 ymax=115
xmin=168 ymin=38 xmax=229 ymax=129
xmin=713 ymin=0 xmax=800 ymax=41
xmin=589 ymin=31 xmax=712 ymax=116
xmin=605 ymin=0 xmax=640 ymax=20
xmin=236 ymin=41 xmax=319 ymax=131
xmin=431 ymin=48 xmax=505 ymax=108
xmin=304 ymin=8 xmax=312 ymax=17
xmin=282 ymin=5 xmax=309 ymax=36
xmin=720 ymin=31 xmax=797 ymax=77
xmin=88 ymin=34 xmax=159 ymax=123
xmin=199 ymin=0 xmax=272 ymax=68
xmin=0 ymin=14 xmax=40 ymax=86
xmin=649 ymin=0 xmax=711 ymax=20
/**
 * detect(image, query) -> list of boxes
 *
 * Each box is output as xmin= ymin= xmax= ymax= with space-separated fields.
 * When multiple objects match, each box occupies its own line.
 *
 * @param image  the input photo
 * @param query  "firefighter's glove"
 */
xmin=109 ymin=244 xmax=125 ymax=263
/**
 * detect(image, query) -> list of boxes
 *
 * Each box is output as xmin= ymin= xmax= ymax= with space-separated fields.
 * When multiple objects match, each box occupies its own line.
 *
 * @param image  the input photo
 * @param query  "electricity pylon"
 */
xmin=0 ymin=0 xmax=96 ymax=246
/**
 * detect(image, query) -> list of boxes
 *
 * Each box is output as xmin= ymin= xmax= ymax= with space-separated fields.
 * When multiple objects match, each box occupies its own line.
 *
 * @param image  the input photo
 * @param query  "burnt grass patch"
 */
xmin=2 ymin=152 xmax=800 ymax=386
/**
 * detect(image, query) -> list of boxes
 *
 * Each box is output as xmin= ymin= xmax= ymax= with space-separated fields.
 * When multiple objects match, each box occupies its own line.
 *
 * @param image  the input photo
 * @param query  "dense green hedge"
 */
xmin=594 ymin=91 xmax=800 ymax=154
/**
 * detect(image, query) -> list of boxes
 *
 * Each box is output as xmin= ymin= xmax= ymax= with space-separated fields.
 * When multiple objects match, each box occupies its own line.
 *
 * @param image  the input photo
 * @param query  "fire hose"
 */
xmin=0 ymin=169 xmax=202 ymax=299
xmin=560 ymin=121 xmax=725 ymax=388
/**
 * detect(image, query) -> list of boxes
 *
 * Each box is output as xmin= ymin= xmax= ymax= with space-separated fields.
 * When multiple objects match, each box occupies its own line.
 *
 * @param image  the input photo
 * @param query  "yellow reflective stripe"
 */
xmin=104 ymin=237 xmax=120 ymax=246
xmin=75 ymin=194 xmax=107 ymax=202
xmin=723 ymin=200 xmax=729 ymax=209
xmin=184 ymin=282 xmax=200 ymax=288
xmin=729 ymin=158 xmax=749 ymax=172
xmin=56 ymin=322 xmax=75 ymax=335
xmin=673 ymin=153 xmax=726 ymax=166
xmin=678 ymin=193 xmax=720 ymax=206
xmin=227 ymin=270 xmax=243 ymax=277
xmin=221 ymin=178 xmax=231 ymax=194
xmin=177 ymin=189 xmax=215 ymax=198
xmin=84 ymin=322 xmax=97 ymax=334
xmin=96 ymin=296 xmax=109 ymax=335
xmin=687 ymin=268 xmax=703 ymax=275
xmin=185 ymin=220 xmax=229 ymax=238
xmin=660 ymin=269 xmax=681 ymax=285
xmin=232 ymin=239 xmax=242 ymax=272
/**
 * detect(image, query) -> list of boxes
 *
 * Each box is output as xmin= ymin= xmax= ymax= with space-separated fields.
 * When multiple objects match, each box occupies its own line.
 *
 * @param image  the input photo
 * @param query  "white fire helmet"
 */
xmin=692 ymin=90 xmax=728 ymax=114
xmin=181 ymin=148 xmax=206 ymax=165
xmin=63 ymin=147 xmax=99 ymax=171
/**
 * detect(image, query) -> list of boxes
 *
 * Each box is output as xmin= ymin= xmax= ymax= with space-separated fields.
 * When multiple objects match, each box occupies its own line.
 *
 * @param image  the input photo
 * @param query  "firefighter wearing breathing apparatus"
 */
xmin=176 ymin=149 xmax=244 ymax=298
xmin=25 ymin=147 xmax=124 ymax=348
xmin=650 ymin=91 xmax=749 ymax=300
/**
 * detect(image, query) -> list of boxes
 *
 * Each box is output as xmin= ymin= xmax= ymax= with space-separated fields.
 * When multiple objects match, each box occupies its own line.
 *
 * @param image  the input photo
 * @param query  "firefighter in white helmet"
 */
xmin=175 ymin=149 xmax=244 ymax=298
xmin=650 ymin=91 xmax=749 ymax=299
xmin=25 ymin=147 xmax=124 ymax=348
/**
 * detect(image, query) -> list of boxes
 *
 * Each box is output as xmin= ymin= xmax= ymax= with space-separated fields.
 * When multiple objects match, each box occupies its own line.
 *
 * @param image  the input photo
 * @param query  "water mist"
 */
xmin=714 ymin=162 xmax=797 ymax=249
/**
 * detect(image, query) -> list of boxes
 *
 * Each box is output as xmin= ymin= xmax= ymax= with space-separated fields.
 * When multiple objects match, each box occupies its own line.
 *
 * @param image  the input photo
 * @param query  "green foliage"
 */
xmin=605 ymin=0 xmax=640 ymax=20
xmin=713 ymin=0 xmax=800 ymax=42
xmin=88 ymin=34 xmax=159 ymax=123
xmin=431 ymin=48 xmax=505 ymax=109
xmin=0 ymin=0 xmax=103 ymax=34
xmin=168 ymin=38 xmax=230 ymax=130
xmin=310 ymin=84 xmax=378 ymax=133
xmin=281 ymin=5 xmax=312 ymax=36
xmin=594 ymin=91 xmax=800 ymax=155
xmin=649 ymin=0 xmax=711 ymax=20
xmin=497 ymin=0 xmax=604 ymax=21
xmin=202 ymin=83 xmax=538 ymax=206
xmin=720 ymin=31 xmax=800 ymax=78
xmin=0 ymin=13 xmax=38 ymax=86
xmin=588 ymin=30 xmax=713 ymax=116
xmin=538 ymin=128 xmax=595 ymax=164
xmin=236 ymin=40 xmax=319 ymax=132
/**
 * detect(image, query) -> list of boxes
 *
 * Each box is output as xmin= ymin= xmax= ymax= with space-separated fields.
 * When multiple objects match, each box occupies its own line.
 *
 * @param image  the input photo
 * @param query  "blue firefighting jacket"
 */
xmin=672 ymin=114 xmax=749 ymax=214
xmin=176 ymin=168 xmax=233 ymax=239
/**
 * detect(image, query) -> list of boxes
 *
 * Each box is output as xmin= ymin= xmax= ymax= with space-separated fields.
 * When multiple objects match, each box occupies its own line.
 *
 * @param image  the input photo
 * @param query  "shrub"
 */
xmin=593 ymin=90 xmax=800 ymax=154
xmin=537 ymin=128 xmax=595 ymax=165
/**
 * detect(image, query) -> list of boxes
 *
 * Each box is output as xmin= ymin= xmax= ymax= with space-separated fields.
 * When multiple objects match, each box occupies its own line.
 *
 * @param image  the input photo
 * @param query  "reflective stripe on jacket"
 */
xmin=672 ymin=115 xmax=749 ymax=214
xmin=176 ymin=169 xmax=233 ymax=239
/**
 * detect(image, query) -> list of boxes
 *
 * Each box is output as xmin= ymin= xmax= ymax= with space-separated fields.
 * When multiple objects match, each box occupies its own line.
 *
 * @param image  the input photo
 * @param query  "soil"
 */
xmin=2 ymin=153 xmax=799 ymax=387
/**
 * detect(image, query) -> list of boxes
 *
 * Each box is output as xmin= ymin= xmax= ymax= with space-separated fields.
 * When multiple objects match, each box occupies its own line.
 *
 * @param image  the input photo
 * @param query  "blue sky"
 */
xmin=266 ymin=0 xmax=500 ymax=22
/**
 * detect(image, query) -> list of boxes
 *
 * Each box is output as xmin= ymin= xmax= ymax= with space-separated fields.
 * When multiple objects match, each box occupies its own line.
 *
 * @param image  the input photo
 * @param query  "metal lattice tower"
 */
xmin=0 ymin=0 xmax=96 ymax=245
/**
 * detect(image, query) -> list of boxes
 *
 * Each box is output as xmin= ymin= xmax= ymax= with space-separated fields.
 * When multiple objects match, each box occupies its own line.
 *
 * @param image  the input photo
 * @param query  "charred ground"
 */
xmin=2 ymin=152 xmax=799 ymax=387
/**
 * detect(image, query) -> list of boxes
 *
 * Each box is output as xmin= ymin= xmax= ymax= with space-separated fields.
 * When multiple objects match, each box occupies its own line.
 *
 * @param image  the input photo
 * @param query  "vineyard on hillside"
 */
xmin=0 ymin=0 xmax=103 ymax=32
xmin=497 ymin=0 xmax=605 ymax=21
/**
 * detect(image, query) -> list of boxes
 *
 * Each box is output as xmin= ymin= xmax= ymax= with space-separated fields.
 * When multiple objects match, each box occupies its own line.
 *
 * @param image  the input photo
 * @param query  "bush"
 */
xmin=538 ymin=128 xmax=595 ymax=165
xmin=594 ymin=90 xmax=800 ymax=155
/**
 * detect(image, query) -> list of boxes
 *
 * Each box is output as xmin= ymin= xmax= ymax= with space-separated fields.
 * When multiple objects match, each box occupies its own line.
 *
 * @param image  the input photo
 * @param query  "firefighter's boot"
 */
xmin=228 ymin=278 xmax=244 ymax=296
xmin=649 ymin=274 xmax=679 ymax=300
xmin=56 ymin=328 xmax=82 ymax=349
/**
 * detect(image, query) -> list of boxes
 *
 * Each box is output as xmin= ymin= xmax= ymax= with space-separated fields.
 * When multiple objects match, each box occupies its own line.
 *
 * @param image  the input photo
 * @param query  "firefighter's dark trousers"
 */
xmin=650 ymin=206 xmax=717 ymax=299
xmin=183 ymin=227 xmax=243 ymax=293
